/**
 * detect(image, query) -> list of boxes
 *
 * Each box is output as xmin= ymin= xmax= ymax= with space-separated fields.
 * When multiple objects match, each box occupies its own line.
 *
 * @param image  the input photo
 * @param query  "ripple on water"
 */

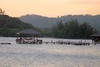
xmin=0 ymin=37 xmax=100 ymax=67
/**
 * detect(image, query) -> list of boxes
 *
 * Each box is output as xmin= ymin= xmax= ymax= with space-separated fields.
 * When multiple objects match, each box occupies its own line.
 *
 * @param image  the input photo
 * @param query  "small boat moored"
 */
xmin=0 ymin=42 xmax=11 ymax=45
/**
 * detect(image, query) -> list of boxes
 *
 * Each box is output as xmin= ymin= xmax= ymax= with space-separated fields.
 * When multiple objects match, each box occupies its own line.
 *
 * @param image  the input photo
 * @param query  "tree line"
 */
xmin=0 ymin=14 xmax=98 ymax=38
xmin=0 ymin=15 xmax=34 ymax=37
xmin=51 ymin=19 xmax=98 ymax=39
xmin=0 ymin=8 xmax=98 ymax=38
xmin=0 ymin=8 xmax=5 ymax=15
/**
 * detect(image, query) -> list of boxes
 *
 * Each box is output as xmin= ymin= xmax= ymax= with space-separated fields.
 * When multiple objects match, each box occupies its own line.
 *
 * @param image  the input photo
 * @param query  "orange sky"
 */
xmin=0 ymin=0 xmax=100 ymax=17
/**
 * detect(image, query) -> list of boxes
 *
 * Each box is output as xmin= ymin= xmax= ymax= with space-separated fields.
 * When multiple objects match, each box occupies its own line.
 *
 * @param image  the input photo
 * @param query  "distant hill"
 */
xmin=19 ymin=14 xmax=100 ymax=31
xmin=0 ymin=15 xmax=34 ymax=36
xmin=0 ymin=15 xmax=34 ymax=28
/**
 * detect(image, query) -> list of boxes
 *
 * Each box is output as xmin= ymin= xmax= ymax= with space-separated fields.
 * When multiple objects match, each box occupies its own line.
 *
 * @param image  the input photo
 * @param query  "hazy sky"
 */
xmin=0 ymin=0 xmax=100 ymax=17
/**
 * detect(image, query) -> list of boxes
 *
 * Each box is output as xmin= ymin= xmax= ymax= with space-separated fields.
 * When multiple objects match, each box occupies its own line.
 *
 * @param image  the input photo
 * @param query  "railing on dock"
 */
xmin=43 ymin=41 xmax=73 ymax=45
xmin=43 ymin=40 xmax=90 ymax=45
xmin=16 ymin=38 xmax=91 ymax=46
xmin=72 ymin=42 xmax=90 ymax=45
xmin=16 ymin=38 xmax=42 ymax=44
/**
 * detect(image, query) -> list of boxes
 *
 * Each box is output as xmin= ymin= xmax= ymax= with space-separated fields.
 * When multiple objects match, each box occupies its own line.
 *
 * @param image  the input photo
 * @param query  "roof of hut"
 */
xmin=17 ymin=29 xmax=40 ymax=35
xmin=91 ymin=33 xmax=100 ymax=37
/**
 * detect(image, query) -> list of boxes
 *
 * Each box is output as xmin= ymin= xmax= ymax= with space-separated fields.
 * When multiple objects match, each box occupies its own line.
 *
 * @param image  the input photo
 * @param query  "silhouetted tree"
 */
xmin=52 ymin=19 xmax=98 ymax=39
xmin=0 ymin=8 xmax=5 ymax=15
xmin=0 ymin=15 xmax=35 ymax=37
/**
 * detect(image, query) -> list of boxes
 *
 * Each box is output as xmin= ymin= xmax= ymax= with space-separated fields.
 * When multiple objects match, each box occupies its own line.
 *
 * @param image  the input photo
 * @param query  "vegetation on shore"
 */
xmin=51 ymin=19 xmax=98 ymax=39
xmin=19 ymin=14 xmax=100 ymax=31
xmin=0 ymin=15 xmax=34 ymax=37
xmin=0 ymin=8 xmax=98 ymax=38
xmin=0 ymin=14 xmax=98 ymax=38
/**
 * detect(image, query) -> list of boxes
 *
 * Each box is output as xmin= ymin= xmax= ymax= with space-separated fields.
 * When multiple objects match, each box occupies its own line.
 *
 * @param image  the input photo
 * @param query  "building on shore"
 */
xmin=91 ymin=33 xmax=100 ymax=44
xmin=16 ymin=29 xmax=42 ymax=44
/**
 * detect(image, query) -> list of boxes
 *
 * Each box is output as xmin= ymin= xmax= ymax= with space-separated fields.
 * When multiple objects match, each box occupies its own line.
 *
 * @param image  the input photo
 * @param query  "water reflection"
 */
xmin=0 ymin=37 xmax=100 ymax=67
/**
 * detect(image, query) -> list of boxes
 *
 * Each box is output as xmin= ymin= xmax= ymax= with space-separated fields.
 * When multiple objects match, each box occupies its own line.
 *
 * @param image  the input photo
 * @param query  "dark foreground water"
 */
xmin=0 ymin=37 xmax=100 ymax=67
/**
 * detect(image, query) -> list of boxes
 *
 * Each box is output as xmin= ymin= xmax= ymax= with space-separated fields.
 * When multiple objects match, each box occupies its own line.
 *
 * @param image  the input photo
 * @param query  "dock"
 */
xmin=43 ymin=42 xmax=72 ymax=44
xmin=72 ymin=42 xmax=90 ymax=45
xmin=43 ymin=40 xmax=90 ymax=45
xmin=43 ymin=41 xmax=73 ymax=45
xmin=0 ymin=42 xmax=11 ymax=45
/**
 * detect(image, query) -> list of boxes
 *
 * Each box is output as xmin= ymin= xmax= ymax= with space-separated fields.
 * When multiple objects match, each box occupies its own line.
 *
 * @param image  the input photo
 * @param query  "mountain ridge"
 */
xmin=19 ymin=14 xmax=100 ymax=31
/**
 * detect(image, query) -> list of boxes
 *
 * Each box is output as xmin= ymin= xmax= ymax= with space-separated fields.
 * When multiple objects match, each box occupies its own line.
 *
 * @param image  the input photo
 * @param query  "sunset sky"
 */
xmin=0 ymin=0 xmax=100 ymax=17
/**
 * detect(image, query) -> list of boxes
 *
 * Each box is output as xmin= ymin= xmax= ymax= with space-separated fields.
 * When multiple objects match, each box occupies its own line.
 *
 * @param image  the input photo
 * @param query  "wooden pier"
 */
xmin=43 ymin=41 xmax=73 ymax=45
xmin=0 ymin=42 xmax=11 ymax=45
xmin=43 ymin=40 xmax=90 ymax=45
xmin=72 ymin=42 xmax=90 ymax=45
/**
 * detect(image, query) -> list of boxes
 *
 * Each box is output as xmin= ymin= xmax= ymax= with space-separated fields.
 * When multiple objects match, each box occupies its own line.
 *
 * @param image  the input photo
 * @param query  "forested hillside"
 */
xmin=52 ymin=19 xmax=98 ymax=39
xmin=0 ymin=15 xmax=34 ymax=37
xmin=0 ymin=15 xmax=98 ymax=38
xmin=19 ymin=14 xmax=100 ymax=31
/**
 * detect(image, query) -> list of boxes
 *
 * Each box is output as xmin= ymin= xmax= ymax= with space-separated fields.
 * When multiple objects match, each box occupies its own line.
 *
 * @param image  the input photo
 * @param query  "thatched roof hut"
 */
xmin=91 ymin=33 xmax=100 ymax=37
xmin=17 ymin=29 xmax=40 ymax=35
xmin=16 ymin=29 xmax=42 ymax=44
xmin=91 ymin=33 xmax=100 ymax=43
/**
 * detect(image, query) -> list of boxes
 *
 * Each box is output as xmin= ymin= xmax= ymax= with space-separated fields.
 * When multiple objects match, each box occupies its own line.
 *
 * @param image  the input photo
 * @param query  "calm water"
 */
xmin=0 ymin=37 xmax=100 ymax=67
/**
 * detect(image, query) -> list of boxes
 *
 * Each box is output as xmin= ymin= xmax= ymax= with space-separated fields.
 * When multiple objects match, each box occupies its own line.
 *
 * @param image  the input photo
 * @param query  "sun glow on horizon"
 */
xmin=0 ymin=0 xmax=100 ymax=17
